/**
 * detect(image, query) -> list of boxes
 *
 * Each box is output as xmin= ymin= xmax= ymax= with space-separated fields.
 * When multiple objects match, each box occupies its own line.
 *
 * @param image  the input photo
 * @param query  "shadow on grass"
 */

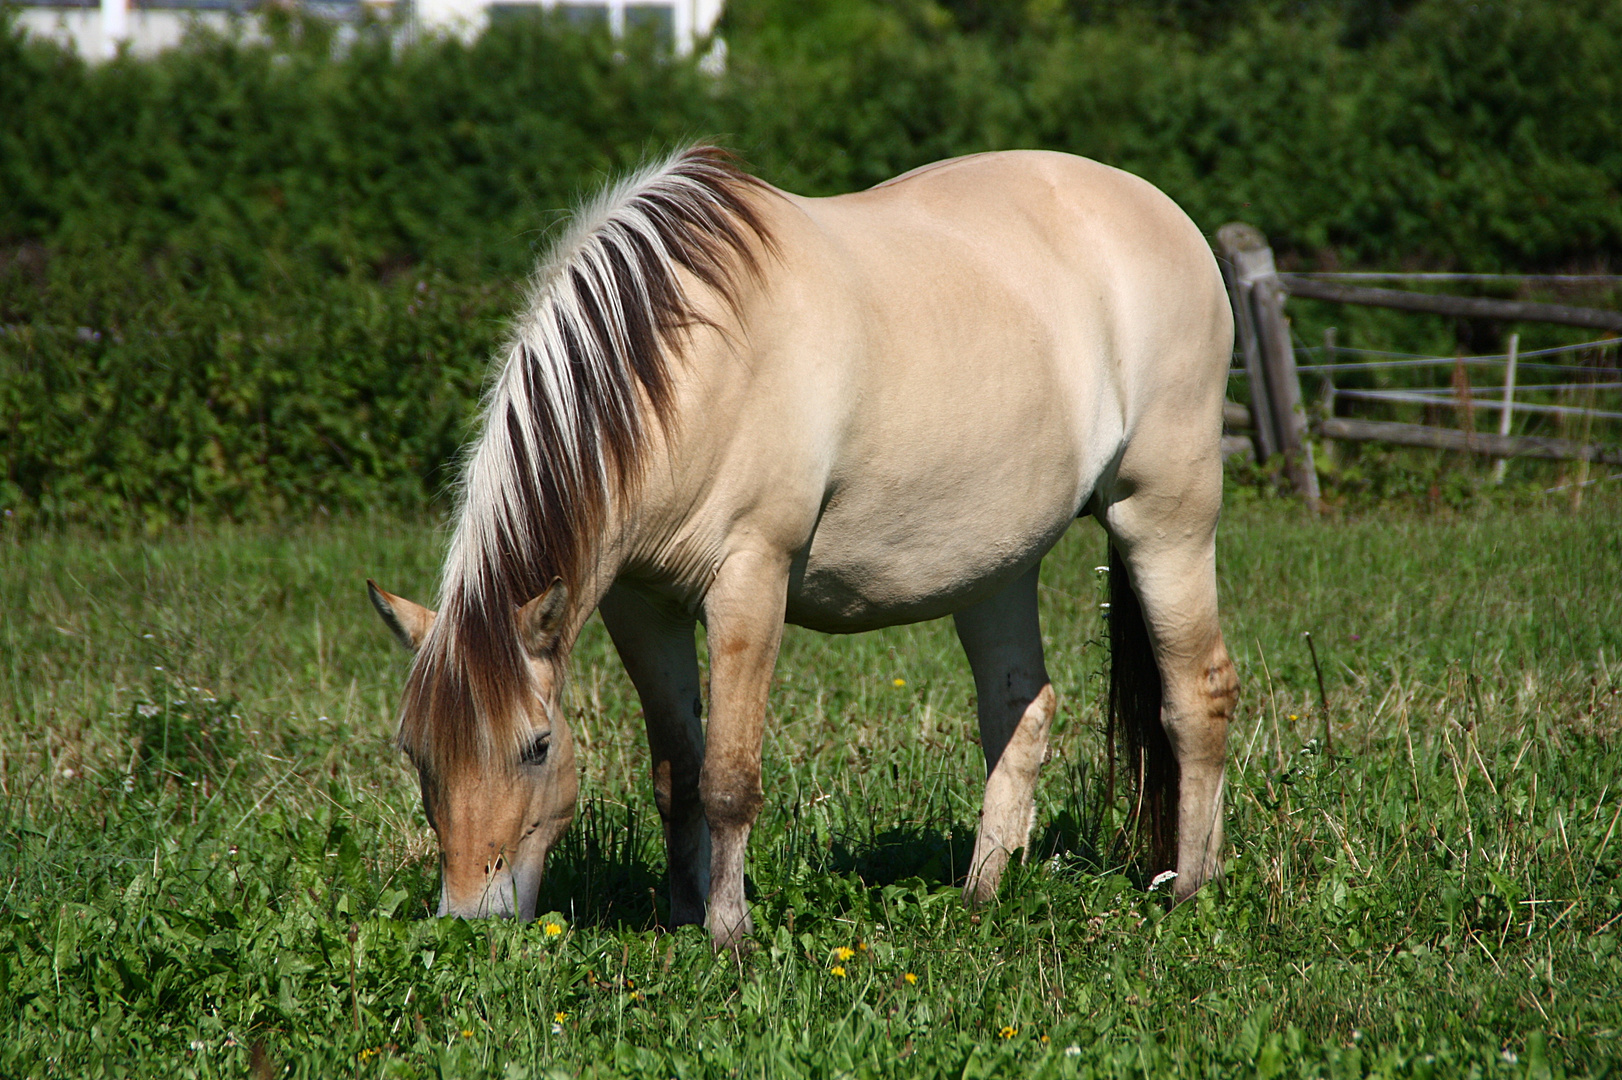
xmin=535 ymin=798 xmax=665 ymax=931
xmin=533 ymin=804 xmax=985 ymax=932
xmin=517 ymin=761 xmax=1123 ymax=931
xmin=829 ymin=824 xmax=974 ymax=888
xmin=828 ymin=813 xmax=1117 ymax=890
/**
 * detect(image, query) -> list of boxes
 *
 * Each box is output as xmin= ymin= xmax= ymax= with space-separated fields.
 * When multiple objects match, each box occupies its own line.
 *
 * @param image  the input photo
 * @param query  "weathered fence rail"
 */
xmin=1278 ymin=276 xmax=1622 ymax=332
xmin=1217 ymin=224 xmax=1622 ymax=502
xmin=1317 ymin=418 xmax=1622 ymax=466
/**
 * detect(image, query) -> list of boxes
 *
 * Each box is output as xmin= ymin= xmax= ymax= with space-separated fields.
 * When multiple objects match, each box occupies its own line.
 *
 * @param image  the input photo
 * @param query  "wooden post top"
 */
xmin=1215 ymin=223 xmax=1278 ymax=285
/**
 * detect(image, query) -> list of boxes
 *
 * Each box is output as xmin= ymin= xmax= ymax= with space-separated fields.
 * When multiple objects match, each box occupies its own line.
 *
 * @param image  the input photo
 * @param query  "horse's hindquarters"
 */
xmin=758 ymin=153 xmax=1223 ymax=635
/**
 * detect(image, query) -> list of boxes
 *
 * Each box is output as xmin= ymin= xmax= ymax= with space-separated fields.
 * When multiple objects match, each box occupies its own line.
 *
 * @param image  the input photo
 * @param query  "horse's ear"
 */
xmin=517 ymin=579 xmax=569 ymax=658
xmin=368 ymin=580 xmax=436 ymax=652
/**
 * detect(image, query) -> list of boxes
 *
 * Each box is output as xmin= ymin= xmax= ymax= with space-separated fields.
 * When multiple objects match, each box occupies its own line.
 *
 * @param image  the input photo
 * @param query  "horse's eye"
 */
xmin=520 ymin=733 xmax=551 ymax=766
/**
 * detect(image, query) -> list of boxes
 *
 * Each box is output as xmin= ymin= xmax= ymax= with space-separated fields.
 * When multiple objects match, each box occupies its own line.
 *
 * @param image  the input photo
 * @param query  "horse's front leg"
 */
xmin=698 ymin=549 xmax=789 ymax=950
xmin=599 ymin=583 xmax=709 ymax=928
xmin=953 ymin=563 xmax=1056 ymax=905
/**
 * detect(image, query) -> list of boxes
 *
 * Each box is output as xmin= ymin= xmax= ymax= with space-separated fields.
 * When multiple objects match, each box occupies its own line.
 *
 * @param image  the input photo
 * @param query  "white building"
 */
xmin=14 ymin=0 xmax=725 ymax=61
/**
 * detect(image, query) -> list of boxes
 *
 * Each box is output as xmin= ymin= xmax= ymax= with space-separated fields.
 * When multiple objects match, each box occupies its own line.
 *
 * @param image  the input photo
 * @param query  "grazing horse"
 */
xmin=368 ymin=146 xmax=1239 ymax=948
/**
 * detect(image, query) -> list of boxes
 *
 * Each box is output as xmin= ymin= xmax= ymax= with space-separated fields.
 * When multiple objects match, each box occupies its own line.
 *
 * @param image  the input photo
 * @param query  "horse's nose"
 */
xmin=438 ymin=858 xmax=520 ymax=919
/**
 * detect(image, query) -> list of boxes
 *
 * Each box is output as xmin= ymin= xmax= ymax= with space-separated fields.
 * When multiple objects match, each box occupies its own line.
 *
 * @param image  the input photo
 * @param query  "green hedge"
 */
xmin=1 ymin=253 xmax=511 ymax=527
xmin=3 ymin=0 xmax=1620 ymax=525
xmin=725 ymin=0 xmax=1622 ymax=270
xmin=0 ymin=13 xmax=716 ymax=278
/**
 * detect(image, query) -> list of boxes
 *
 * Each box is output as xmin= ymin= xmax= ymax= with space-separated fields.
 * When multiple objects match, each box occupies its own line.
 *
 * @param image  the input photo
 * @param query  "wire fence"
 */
xmin=1217 ymin=225 xmax=1622 ymax=501
xmin=1225 ymin=325 xmax=1622 ymax=468
xmin=1231 ymin=334 xmax=1622 ymax=372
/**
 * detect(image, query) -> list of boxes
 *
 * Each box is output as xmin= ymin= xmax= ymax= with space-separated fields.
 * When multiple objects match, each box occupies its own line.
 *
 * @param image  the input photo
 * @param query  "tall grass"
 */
xmin=1 ymin=491 xmax=1619 ymax=1076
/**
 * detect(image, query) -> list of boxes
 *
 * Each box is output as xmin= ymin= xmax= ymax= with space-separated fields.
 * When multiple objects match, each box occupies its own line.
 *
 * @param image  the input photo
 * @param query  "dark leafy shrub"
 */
xmin=2 ymin=0 xmax=1619 ymax=526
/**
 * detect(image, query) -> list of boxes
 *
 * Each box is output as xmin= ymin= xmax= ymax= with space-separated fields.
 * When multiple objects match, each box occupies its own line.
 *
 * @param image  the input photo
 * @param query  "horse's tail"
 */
xmin=1107 ymin=543 xmax=1177 ymax=875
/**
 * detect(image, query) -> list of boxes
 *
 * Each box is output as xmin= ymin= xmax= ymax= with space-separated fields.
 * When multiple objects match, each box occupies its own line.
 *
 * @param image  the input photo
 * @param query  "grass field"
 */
xmin=3 ymin=489 xmax=1621 ymax=1078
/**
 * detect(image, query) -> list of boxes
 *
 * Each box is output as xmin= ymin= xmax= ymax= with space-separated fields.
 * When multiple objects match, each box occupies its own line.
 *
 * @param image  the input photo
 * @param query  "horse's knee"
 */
xmin=652 ymin=748 xmax=704 ymax=815
xmin=995 ymin=684 xmax=1056 ymax=775
xmin=650 ymin=760 xmax=691 ymax=822
xmin=699 ymin=765 xmax=763 ymax=831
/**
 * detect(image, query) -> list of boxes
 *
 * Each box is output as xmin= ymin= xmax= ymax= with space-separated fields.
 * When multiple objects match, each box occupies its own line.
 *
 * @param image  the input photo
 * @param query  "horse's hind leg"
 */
xmin=954 ymin=563 xmax=1057 ymax=905
xmin=599 ymin=584 xmax=710 ymax=928
xmin=1100 ymin=461 xmax=1239 ymax=901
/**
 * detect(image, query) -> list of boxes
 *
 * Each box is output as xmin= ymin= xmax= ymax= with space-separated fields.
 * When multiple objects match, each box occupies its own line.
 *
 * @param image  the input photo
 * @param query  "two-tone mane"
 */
xmin=399 ymin=146 xmax=775 ymax=776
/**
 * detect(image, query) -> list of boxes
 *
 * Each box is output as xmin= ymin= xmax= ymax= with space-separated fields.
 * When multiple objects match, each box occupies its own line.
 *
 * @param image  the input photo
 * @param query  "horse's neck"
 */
xmin=569 ymin=527 xmax=633 ymax=644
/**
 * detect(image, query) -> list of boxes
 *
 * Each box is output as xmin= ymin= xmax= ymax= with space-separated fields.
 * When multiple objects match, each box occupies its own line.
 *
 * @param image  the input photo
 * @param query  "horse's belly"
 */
xmin=782 ymin=488 xmax=1079 ymax=633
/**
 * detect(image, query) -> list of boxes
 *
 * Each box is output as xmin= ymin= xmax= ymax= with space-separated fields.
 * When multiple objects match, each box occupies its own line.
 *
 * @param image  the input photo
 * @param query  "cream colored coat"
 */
xmin=371 ymin=149 xmax=1239 ymax=948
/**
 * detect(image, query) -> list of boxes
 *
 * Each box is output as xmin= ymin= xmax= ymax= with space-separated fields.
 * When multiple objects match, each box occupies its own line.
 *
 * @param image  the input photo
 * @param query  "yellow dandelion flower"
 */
xmin=835 ymin=946 xmax=855 ymax=961
xmin=830 ymin=965 xmax=847 ymax=978
xmin=543 ymin=922 xmax=563 ymax=937
xmin=1288 ymin=714 xmax=1299 ymax=721
xmin=460 ymin=1029 xmax=474 ymax=1038
xmin=554 ymin=1012 xmax=568 ymax=1024
xmin=1041 ymin=1035 xmax=1050 ymax=1044
xmin=856 ymin=941 xmax=868 ymax=952
xmin=892 ymin=678 xmax=907 ymax=688
xmin=904 ymin=972 xmax=918 ymax=985
xmin=999 ymin=1026 xmax=1018 ymax=1040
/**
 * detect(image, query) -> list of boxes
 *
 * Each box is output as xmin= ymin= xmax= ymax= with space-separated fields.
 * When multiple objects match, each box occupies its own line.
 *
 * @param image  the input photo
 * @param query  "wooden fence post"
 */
xmin=1319 ymin=327 xmax=1338 ymax=470
xmin=1216 ymin=224 xmax=1277 ymax=462
xmin=1216 ymin=223 xmax=1320 ymax=508
xmin=1492 ymin=332 xmax=1519 ymax=483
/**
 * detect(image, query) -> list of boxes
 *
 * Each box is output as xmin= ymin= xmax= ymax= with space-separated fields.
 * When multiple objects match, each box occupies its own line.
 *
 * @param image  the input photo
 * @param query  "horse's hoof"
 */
xmin=707 ymin=922 xmax=756 ymax=954
xmin=962 ymin=876 xmax=999 ymax=909
xmin=704 ymin=908 xmax=755 ymax=952
xmin=712 ymin=933 xmax=757 ymax=956
xmin=963 ymin=844 xmax=1010 ymax=906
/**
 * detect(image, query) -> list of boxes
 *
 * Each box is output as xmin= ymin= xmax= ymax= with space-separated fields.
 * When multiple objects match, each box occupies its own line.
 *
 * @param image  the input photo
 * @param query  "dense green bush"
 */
xmin=0 ymin=12 xmax=716 ymax=277
xmin=2 ymin=0 xmax=1620 ymax=525
xmin=727 ymin=0 xmax=1622 ymax=270
xmin=0 ymin=252 xmax=512 ymax=525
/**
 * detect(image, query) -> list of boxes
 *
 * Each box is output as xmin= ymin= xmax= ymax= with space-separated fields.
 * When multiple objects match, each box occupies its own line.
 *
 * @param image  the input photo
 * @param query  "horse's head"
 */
xmin=367 ymin=580 xmax=578 ymax=921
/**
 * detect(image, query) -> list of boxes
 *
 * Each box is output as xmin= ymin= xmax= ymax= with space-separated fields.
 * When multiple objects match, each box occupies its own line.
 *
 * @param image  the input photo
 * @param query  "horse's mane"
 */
xmin=399 ymin=146 xmax=775 ymax=776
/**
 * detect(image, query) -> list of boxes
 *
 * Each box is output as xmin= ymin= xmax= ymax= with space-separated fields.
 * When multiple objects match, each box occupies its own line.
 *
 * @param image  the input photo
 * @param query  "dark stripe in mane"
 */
xmin=400 ymin=146 xmax=776 ymax=775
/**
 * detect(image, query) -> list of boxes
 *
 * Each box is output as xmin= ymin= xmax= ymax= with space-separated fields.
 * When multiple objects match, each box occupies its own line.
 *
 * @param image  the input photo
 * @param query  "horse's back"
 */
xmin=815 ymin=150 xmax=1224 ymax=337
xmin=781 ymin=150 xmax=1230 ymax=449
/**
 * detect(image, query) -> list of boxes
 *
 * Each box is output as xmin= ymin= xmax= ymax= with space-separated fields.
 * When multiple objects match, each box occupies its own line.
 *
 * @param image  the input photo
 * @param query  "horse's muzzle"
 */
xmin=438 ymin=863 xmax=541 ymax=921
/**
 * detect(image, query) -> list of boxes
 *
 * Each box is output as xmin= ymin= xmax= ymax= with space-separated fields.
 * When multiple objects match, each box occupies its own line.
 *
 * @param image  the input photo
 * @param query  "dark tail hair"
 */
xmin=1107 ymin=543 xmax=1178 ymax=875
